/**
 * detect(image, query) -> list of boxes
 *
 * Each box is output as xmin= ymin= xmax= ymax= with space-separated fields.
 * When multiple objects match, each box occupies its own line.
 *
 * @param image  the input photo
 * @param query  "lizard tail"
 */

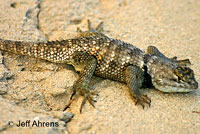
xmin=0 ymin=38 xmax=71 ymax=63
xmin=0 ymin=38 xmax=33 ymax=56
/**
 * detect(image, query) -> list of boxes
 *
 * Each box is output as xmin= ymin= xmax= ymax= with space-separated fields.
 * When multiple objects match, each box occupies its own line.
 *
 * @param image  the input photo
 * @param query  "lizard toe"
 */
xmin=80 ymin=88 xmax=97 ymax=113
xmin=135 ymin=94 xmax=151 ymax=109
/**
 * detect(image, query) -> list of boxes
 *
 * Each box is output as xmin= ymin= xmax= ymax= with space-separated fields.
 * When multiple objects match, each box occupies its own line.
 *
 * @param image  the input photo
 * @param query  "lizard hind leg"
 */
xmin=95 ymin=21 xmax=104 ymax=32
xmin=87 ymin=19 xmax=104 ymax=32
xmin=76 ymin=20 xmax=104 ymax=37
xmin=76 ymin=19 xmax=93 ymax=34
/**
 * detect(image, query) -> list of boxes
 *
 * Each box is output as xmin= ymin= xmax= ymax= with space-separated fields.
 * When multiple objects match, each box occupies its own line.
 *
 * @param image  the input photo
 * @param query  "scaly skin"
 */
xmin=0 ymin=20 xmax=198 ymax=113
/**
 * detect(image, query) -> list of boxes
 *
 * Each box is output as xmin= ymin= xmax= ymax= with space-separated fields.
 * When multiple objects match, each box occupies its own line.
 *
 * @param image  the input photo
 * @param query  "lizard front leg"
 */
xmin=65 ymin=52 xmax=97 ymax=113
xmin=125 ymin=66 xmax=151 ymax=108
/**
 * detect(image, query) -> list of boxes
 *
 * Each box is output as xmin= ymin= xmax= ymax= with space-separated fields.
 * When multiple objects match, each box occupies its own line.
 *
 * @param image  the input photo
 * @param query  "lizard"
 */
xmin=0 ymin=20 xmax=198 ymax=113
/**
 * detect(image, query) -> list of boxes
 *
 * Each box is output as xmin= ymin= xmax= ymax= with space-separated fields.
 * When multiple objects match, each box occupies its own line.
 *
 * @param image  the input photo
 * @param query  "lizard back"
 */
xmin=0 ymin=33 xmax=144 ymax=83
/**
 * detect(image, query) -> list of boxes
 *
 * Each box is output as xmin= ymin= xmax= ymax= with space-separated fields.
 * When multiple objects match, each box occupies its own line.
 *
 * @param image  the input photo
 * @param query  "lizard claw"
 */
xmin=63 ymin=89 xmax=76 ymax=111
xmin=79 ymin=88 xmax=98 ymax=113
xmin=63 ymin=86 xmax=98 ymax=113
xmin=135 ymin=94 xmax=151 ymax=109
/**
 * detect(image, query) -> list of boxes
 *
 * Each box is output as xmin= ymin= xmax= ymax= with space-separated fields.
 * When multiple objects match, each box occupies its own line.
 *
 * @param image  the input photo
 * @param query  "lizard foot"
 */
xmin=87 ymin=19 xmax=104 ymax=32
xmin=64 ymin=86 xmax=98 ymax=113
xmin=79 ymin=88 xmax=98 ymax=113
xmin=135 ymin=94 xmax=151 ymax=109
xmin=77 ymin=19 xmax=104 ymax=34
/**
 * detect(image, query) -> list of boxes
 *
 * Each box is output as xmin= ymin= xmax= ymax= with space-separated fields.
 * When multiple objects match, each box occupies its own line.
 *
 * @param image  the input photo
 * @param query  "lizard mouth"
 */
xmin=152 ymin=78 xmax=198 ymax=93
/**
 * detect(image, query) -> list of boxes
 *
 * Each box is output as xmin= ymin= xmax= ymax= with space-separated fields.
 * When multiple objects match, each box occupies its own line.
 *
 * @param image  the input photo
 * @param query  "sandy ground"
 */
xmin=0 ymin=0 xmax=199 ymax=134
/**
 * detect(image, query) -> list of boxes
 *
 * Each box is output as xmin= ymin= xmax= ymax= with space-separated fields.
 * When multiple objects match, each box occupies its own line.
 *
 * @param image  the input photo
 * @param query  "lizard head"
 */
xmin=146 ymin=55 xmax=198 ymax=92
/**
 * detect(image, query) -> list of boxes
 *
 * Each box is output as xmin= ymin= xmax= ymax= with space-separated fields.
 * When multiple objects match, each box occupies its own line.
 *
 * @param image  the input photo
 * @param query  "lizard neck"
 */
xmin=142 ymin=54 xmax=153 ymax=88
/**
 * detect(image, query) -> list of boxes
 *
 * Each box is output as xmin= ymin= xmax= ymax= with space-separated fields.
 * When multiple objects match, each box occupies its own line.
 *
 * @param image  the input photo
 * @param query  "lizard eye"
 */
xmin=174 ymin=66 xmax=184 ymax=81
xmin=176 ymin=66 xmax=182 ymax=71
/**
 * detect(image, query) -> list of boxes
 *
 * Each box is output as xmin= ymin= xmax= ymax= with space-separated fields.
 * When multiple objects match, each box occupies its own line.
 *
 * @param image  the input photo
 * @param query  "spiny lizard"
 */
xmin=0 ymin=20 xmax=198 ymax=113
